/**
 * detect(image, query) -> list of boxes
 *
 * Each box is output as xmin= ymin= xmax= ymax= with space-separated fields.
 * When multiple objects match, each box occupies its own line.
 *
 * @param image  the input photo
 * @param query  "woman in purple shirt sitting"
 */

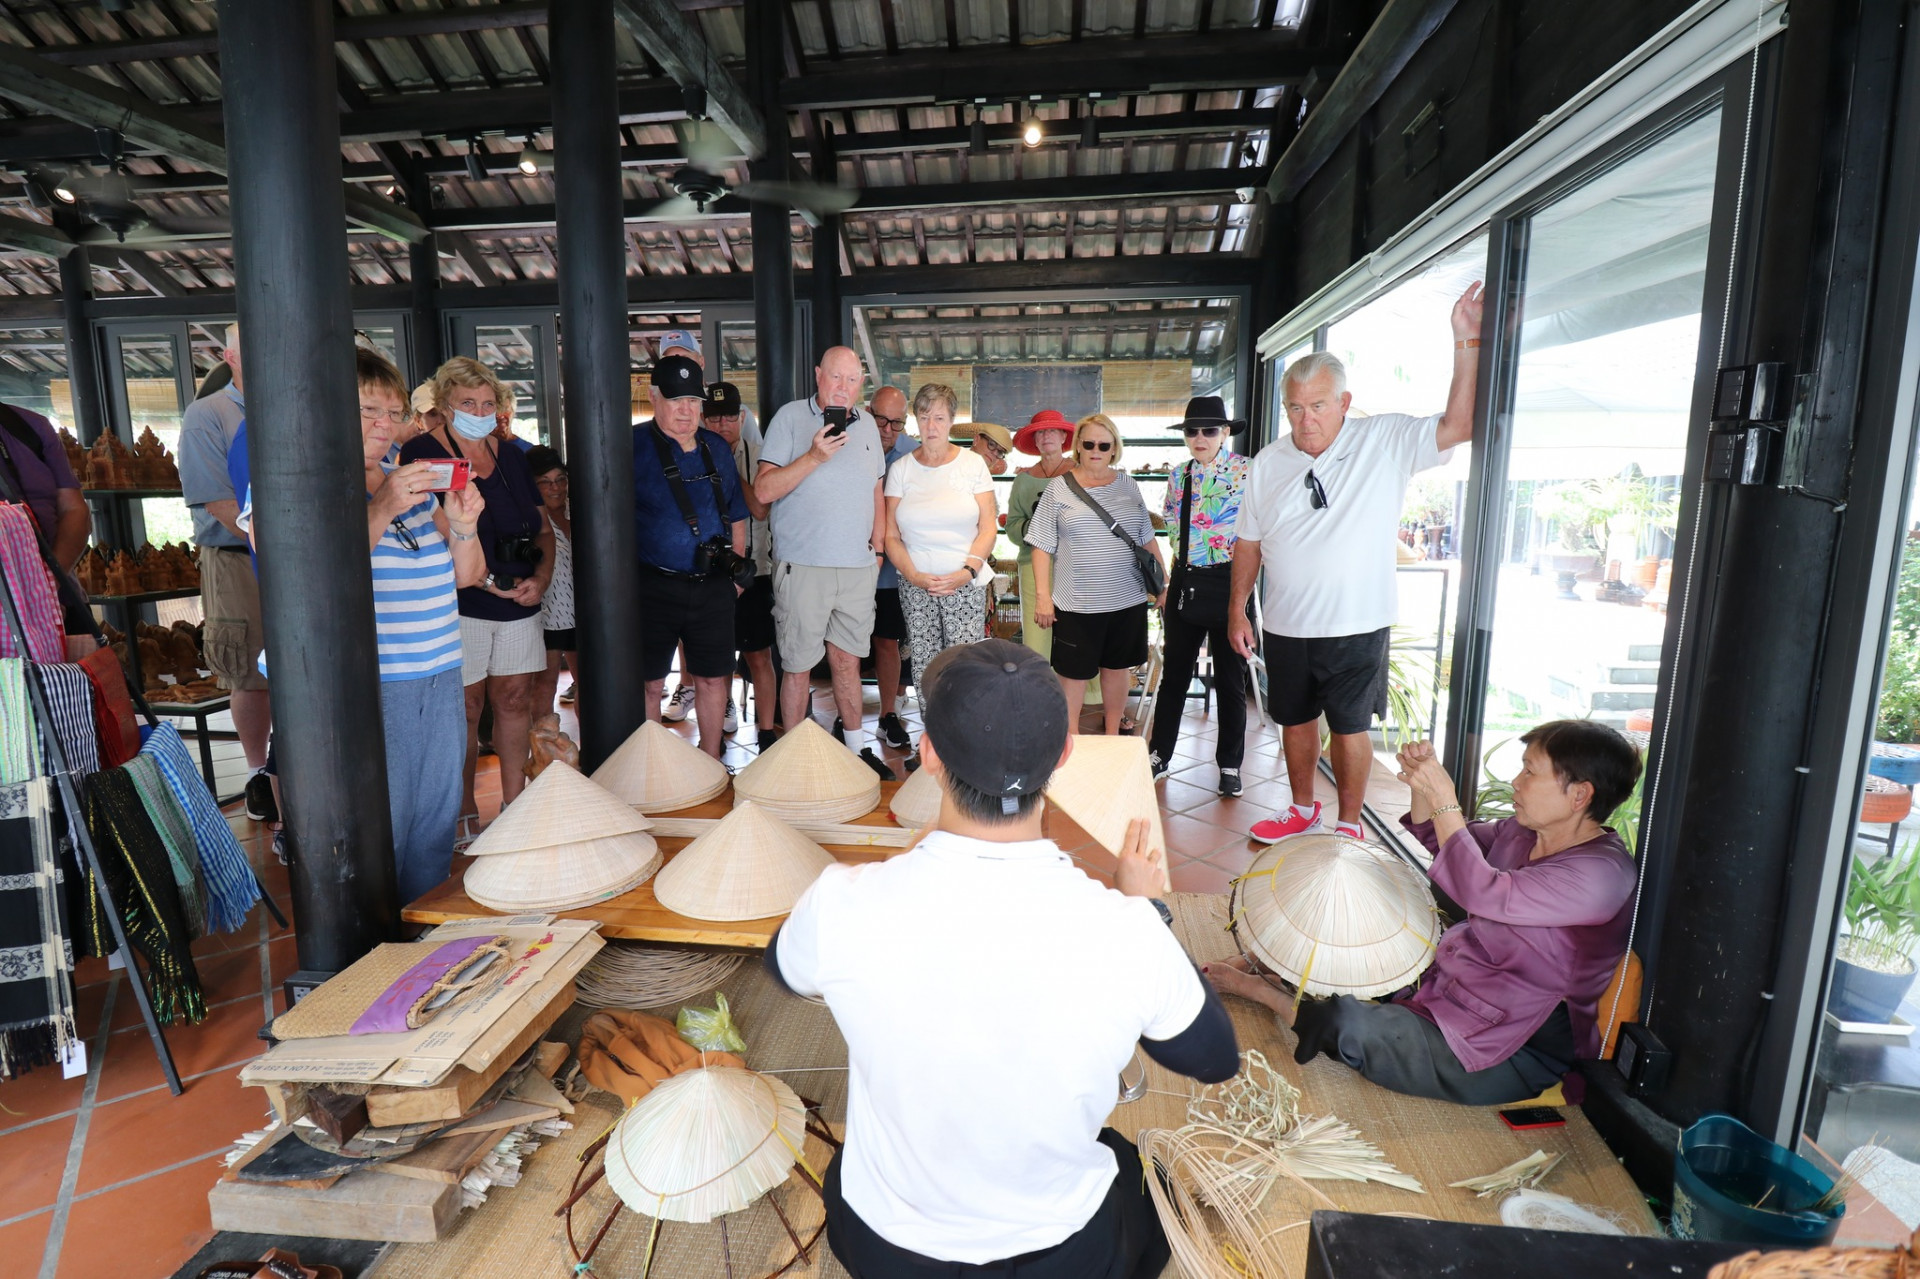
xmin=1207 ymin=719 xmax=1640 ymax=1105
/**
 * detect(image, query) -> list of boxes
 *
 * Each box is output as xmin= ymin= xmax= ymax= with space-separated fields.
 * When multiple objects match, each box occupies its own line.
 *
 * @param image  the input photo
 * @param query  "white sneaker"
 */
xmin=723 ymin=699 xmax=740 ymax=733
xmin=662 ymin=684 xmax=692 ymax=722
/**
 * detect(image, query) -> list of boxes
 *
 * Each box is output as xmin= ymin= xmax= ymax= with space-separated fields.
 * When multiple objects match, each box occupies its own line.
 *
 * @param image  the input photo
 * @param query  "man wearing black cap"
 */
xmin=632 ymin=355 xmax=750 ymax=758
xmin=767 ymin=639 xmax=1238 ymax=1278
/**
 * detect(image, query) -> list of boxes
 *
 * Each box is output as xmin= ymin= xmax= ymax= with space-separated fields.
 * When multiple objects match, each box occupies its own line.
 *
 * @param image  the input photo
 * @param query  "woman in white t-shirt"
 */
xmin=884 ymin=383 xmax=999 ymax=683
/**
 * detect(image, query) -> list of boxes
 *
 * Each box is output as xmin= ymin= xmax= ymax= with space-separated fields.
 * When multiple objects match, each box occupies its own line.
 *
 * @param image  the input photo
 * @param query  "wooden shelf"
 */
xmin=81 ymin=488 xmax=184 ymax=499
xmin=89 ymin=587 xmax=202 ymax=604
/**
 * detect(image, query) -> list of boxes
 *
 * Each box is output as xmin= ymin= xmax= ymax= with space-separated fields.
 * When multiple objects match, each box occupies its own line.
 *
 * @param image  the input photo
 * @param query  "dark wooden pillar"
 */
xmin=747 ymin=0 xmax=795 ymax=419
xmin=552 ymin=0 xmax=645 ymax=770
xmin=56 ymin=239 xmax=106 ymax=446
xmin=218 ymin=0 xmax=397 ymax=970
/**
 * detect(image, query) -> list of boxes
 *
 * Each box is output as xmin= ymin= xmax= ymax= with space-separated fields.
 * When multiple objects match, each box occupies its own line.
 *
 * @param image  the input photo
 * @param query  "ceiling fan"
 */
xmin=35 ymin=128 xmax=229 ymax=245
xmin=647 ymin=94 xmax=858 ymax=226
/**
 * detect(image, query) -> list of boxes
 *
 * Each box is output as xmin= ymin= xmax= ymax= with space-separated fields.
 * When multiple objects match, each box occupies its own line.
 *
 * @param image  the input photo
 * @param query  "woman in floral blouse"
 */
xmin=1148 ymin=397 xmax=1253 ymax=795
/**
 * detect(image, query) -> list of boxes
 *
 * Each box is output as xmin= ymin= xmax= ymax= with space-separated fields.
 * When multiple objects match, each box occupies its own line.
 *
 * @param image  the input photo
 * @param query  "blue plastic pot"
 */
xmin=1870 ymin=742 xmax=1920 ymax=786
xmin=1670 ymin=1114 xmax=1844 ymax=1246
xmin=1829 ymin=951 xmax=1918 ymax=1024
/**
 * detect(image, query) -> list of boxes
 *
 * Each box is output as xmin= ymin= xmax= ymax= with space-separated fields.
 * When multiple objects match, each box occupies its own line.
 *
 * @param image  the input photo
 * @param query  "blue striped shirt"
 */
xmin=372 ymin=494 xmax=462 ymax=682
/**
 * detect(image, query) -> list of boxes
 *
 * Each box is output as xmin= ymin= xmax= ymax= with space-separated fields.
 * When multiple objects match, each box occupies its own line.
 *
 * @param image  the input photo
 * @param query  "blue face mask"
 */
xmin=450 ymin=409 xmax=494 ymax=440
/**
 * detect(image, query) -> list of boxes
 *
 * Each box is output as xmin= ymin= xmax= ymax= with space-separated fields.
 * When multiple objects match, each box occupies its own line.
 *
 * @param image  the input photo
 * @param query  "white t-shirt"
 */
xmin=883 ymin=447 xmax=995 ymax=575
xmin=775 ymin=830 xmax=1204 ymax=1263
xmin=1238 ymin=412 xmax=1451 ymax=638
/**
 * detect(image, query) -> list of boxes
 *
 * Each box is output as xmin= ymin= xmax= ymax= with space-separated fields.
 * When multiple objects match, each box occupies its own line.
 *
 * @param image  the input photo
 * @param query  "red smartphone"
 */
xmin=419 ymin=459 xmax=472 ymax=492
xmin=1498 ymin=1107 xmax=1567 ymax=1131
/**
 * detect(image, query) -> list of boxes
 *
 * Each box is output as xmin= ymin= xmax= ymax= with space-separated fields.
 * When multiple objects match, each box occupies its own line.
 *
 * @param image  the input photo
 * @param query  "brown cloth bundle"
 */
xmin=1707 ymin=1227 xmax=1920 ymax=1279
xmin=575 ymin=1009 xmax=746 ymax=1104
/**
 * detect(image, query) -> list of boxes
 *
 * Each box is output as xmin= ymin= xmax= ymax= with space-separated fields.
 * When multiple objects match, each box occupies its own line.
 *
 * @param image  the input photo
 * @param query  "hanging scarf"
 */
xmin=79 ymin=646 xmax=140 ymax=768
xmin=125 ymin=754 xmax=206 ymax=940
xmin=35 ymin=662 xmax=100 ymax=780
xmin=0 ymin=503 xmax=62 ymax=663
xmin=0 ymin=658 xmax=32 ymax=784
xmin=81 ymin=768 xmax=205 ymax=1027
xmin=0 ymin=778 xmax=75 ymax=1078
xmin=138 ymin=724 xmax=261 ymax=934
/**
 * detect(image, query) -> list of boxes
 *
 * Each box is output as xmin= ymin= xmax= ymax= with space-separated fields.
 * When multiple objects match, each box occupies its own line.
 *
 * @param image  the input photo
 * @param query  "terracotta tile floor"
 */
xmin=0 ymin=673 xmax=1409 ymax=1279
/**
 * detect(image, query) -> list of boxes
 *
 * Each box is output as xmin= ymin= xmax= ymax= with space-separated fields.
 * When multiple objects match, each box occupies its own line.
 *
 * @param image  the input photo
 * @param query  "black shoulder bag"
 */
xmin=650 ymin=428 xmax=753 ymax=587
xmin=1061 ymin=472 xmax=1165 ymax=598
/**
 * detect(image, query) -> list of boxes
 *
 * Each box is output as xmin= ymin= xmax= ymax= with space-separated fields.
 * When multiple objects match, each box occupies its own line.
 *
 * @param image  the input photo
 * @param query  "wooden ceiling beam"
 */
xmin=613 ymin=0 xmax=768 ymax=159
xmin=35 ymin=3 xmax=552 ymax=68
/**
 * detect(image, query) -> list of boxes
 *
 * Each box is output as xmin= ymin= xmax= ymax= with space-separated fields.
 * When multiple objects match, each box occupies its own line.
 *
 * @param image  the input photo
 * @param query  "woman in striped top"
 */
xmin=356 ymin=349 xmax=487 ymax=900
xmin=1024 ymin=414 xmax=1168 ymax=735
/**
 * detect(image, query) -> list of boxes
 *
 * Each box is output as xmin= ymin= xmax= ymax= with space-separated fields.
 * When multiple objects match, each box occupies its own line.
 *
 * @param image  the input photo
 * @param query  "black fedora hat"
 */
xmin=1175 ymin=395 xmax=1247 ymax=433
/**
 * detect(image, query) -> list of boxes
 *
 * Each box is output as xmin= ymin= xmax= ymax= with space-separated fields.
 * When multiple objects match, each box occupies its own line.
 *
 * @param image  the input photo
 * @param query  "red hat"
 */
xmin=1014 ymin=409 xmax=1075 ymax=456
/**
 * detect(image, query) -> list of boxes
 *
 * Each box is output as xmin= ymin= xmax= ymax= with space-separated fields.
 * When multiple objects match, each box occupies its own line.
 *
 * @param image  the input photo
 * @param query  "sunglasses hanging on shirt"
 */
xmin=1305 ymin=469 xmax=1329 ymax=510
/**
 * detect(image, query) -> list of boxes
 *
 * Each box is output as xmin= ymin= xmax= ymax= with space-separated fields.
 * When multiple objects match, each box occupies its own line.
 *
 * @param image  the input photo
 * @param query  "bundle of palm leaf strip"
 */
xmin=1139 ymin=1125 xmax=1339 ymax=1279
xmin=80 ymin=767 xmax=205 ymax=1025
xmin=574 ymin=942 xmax=745 ymax=1010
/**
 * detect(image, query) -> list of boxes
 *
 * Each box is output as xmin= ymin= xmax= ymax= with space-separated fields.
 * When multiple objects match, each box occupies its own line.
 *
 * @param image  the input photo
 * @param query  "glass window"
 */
xmin=1474 ymin=109 xmax=1721 ymax=812
xmin=472 ymin=324 xmax=544 ymax=444
xmin=113 ymin=332 xmax=195 ymax=546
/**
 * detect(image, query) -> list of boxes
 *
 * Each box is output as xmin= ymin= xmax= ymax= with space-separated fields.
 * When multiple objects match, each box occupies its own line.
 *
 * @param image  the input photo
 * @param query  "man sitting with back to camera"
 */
xmin=766 ymin=638 xmax=1239 ymax=1279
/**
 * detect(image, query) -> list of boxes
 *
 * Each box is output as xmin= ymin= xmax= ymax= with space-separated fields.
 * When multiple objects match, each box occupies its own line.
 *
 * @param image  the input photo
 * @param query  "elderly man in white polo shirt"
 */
xmin=1230 ymin=283 xmax=1483 ymax=843
xmin=768 ymin=639 xmax=1238 ymax=1278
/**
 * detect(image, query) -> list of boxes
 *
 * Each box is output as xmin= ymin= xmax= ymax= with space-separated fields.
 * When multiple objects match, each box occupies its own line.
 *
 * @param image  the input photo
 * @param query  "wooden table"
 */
xmin=402 ymin=780 xmax=912 ymax=951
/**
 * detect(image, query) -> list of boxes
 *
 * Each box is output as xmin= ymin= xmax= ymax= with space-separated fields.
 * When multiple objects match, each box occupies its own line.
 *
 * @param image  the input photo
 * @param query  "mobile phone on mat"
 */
xmin=1498 ymin=1107 xmax=1566 ymax=1131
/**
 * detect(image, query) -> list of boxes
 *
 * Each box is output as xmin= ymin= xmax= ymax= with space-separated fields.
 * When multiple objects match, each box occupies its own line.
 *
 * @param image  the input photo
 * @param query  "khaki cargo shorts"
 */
xmin=772 ymin=561 xmax=879 ymax=670
xmin=198 ymin=545 xmax=269 ymax=691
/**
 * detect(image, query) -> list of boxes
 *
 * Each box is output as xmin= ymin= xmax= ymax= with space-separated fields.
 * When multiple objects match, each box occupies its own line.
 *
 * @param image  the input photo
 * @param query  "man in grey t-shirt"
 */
xmin=752 ymin=346 xmax=890 ymax=778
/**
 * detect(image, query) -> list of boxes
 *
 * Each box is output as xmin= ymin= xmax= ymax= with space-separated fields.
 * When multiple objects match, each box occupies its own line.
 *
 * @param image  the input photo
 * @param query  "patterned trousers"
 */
xmin=899 ymin=581 xmax=988 ymax=680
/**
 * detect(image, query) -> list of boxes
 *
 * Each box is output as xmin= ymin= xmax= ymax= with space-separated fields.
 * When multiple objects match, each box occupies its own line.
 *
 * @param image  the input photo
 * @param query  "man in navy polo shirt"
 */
xmin=633 ymin=355 xmax=750 ymax=759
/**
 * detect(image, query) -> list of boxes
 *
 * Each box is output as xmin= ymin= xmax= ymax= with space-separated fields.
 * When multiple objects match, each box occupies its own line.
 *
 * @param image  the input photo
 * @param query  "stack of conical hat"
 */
xmin=1231 ymin=832 xmax=1440 ymax=999
xmin=653 ymin=801 xmax=835 ymax=922
xmin=1044 ymin=735 xmax=1169 ymax=888
xmin=888 ymin=764 xmax=941 ymax=829
xmin=731 ymin=719 xmax=880 ymax=824
xmin=463 ymin=762 xmax=661 ymax=912
xmin=592 ymin=720 xmax=731 ymax=813
xmin=604 ymin=1065 xmax=806 ymax=1223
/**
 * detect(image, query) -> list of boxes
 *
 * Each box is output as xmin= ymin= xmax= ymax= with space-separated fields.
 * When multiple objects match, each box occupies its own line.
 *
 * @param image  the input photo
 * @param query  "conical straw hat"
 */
xmin=593 ymin=720 xmax=731 ymax=814
xmin=604 ymin=1065 xmax=805 ymax=1223
xmin=1231 ymin=832 xmax=1440 ymax=998
xmin=464 ymin=832 xmax=662 ymax=913
xmin=466 ymin=761 xmax=652 ymax=857
xmin=733 ymin=719 xmax=880 ymax=824
xmin=653 ymin=801 xmax=835 ymax=922
xmin=1045 ymin=735 xmax=1167 ymax=876
xmin=888 ymin=765 xmax=941 ymax=829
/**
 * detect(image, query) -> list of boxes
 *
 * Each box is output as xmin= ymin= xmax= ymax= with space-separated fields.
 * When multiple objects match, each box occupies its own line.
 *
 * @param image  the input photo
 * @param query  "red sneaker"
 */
xmin=1250 ymin=802 xmax=1323 ymax=844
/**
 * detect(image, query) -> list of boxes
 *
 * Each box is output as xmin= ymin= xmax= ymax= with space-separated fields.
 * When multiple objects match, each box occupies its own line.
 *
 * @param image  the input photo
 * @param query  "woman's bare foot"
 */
xmin=1203 ymin=957 xmax=1298 ymax=1027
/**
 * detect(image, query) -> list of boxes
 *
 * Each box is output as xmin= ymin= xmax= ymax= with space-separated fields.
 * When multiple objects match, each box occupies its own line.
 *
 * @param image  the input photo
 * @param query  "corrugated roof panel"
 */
xmin=1131 ymin=141 xmax=1177 ymax=171
xmin=914 ymin=153 xmax=959 ymax=183
xmin=696 ymin=9 xmax=749 ymax=62
xmin=1110 ymin=331 xmax=1149 ymax=357
xmin=925 ymin=236 xmax=967 ymax=263
xmin=957 ymin=0 xmax=1010 ymax=46
xmin=1213 ymin=0 xmax=1265 ymax=30
xmin=1025 ymin=231 xmax=1066 ymax=258
xmin=1022 ymin=0 xmax=1077 ymax=43
xmin=791 ymin=2 xmax=830 ymax=59
xmin=895 ymin=0 xmax=949 ymax=49
xmin=837 ymin=0 xmax=892 ymax=52
xmin=858 ymin=156 xmax=910 ymax=188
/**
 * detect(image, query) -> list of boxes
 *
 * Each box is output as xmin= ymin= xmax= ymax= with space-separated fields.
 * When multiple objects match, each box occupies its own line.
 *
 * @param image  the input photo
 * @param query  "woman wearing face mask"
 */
xmin=400 ymin=357 xmax=554 ymax=832
xmin=1146 ymin=397 xmax=1252 ymax=796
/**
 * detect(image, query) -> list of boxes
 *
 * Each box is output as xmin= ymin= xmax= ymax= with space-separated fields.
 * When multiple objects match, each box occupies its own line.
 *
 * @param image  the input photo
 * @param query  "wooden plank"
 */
xmin=373 ymin=1127 xmax=500 ymax=1186
xmin=208 ymin=1168 xmax=460 ymax=1244
xmin=361 ymin=983 xmax=574 ymax=1128
xmin=644 ymin=815 xmax=918 ymax=846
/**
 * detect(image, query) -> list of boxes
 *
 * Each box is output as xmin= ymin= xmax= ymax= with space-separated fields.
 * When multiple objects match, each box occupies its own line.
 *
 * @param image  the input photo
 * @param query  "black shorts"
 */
xmin=735 ymin=574 xmax=776 ymax=653
xmin=1051 ymin=602 xmax=1150 ymax=681
xmin=1264 ymin=627 xmax=1391 ymax=735
xmin=639 ymin=571 xmax=738 ymax=682
xmin=543 ymin=627 xmax=575 ymax=652
xmin=872 ymin=586 xmax=908 ymax=643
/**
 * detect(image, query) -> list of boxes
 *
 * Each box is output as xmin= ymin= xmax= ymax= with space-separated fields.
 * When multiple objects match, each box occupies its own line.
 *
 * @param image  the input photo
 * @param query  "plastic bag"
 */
xmin=676 ymin=992 xmax=746 ymax=1054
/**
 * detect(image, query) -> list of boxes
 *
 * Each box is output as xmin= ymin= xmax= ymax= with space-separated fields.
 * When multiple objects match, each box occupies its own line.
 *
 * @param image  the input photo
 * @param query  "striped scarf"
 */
xmin=80 ymin=767 xmax=204 ymax=1027
xmin=138 ymin=724 xmax=260 ymax=935
xmin=0 ymin=778 xmax=74 ymax=1079
xmin=0 ymin=658 xmax=30 ymax=784
xmin=0 ymin=503 xmax=62 ymax=663
xmin=35 ymin=662 xmax=100 ymax=779
xmin=125 ymin=754 xmax=206 ymax=941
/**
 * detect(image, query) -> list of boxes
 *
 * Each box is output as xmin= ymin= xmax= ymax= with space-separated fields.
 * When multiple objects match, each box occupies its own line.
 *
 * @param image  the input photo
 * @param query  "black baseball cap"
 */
xmin=651 ymin=354 xmax=704 ymax=400
xmin=921 ymin=640 xmax=1069 ymax=806
xmin=704 ymin=381 xmax=742 ymax=417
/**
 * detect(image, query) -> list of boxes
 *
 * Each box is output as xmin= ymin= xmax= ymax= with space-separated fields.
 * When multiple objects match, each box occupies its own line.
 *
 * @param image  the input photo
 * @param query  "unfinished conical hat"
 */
xmin=604 ymin=1065 xmax=805 ymax=1223
xmin=465 ymin=761 xmax=652 ymax=857
xmin=593 ymin=720 xmax=731 ymax=813
xmin=1044 ymin=735 xmax=1168 ymax=888
xmin=654 ymin=801 xmax=835 ymax=922
xmin=1231 ymin=832 xmax=1441 ymax=999
xmin=889 ymin=764 xmax=941 ymax=829
xmin=732 ymin=718 xmax=880 ymax=824
xmin=465 ymin=832 xmax=662 ymax=912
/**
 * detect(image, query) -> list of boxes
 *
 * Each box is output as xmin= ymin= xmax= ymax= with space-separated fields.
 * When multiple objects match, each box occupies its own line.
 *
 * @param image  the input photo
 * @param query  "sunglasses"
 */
xmin=1305 ymin=469 xmax=1329 ymax=510
xmin=874 ymin=415 xmax=905 ymax=430
xmin=1080 ymin=440 xmax=1115 ymax=453
xmin=1182 ymin=425 xmax=1224 ymax=439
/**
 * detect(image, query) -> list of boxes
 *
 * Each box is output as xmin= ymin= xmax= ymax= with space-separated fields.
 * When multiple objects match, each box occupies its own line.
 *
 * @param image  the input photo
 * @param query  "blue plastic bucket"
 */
xmin=1670 ymin=1114 xmax=1845 ymax=1246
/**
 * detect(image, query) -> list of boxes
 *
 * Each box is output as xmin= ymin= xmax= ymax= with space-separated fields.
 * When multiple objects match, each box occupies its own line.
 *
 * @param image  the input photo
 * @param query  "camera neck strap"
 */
xmin=649 ymin=425 xmax=726 ymax=540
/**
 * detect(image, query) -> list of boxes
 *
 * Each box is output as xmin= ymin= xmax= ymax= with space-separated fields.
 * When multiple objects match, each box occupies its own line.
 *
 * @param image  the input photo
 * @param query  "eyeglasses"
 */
xmin=873 ymin=415 xmax=905 ymax=431
xmin=1305 ymin=469 xmax=1329 ymax=510
xmin=359 ymin=406 xmax=408 ymax=425
xmin=388 ymin=516 xmax=419 ymax=552
xmin=534 ymin=475 xmax=568 ymax=490
xmin=1080 ymin=440 xmax=1114 ymax=453
xmin=1183 ymin=425 xmax=1224 ymax=439
xmin=979 ymin=438 xmax=1008 ymax=456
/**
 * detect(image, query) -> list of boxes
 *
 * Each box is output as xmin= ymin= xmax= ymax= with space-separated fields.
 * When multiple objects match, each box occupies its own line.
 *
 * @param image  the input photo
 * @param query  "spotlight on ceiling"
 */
xmin=53 ymin=169 xmax=79 ymax=203
xmin=1080 ymin=110 xmax=1098 ymax=149
xmin=1021 ymin=116 xmax=1043 ymax=148
xmin=517 ymin=139 xmax=540 ymax=176
xmin=465 ymin=143 xmax=487 ymax=183
xmin=969 ymin=108 xmax=988 ymax=155
xmin=23 ymin=173 xmax=53 ymax=210
xmin=384 ymin=184 xmax=403 ymax=201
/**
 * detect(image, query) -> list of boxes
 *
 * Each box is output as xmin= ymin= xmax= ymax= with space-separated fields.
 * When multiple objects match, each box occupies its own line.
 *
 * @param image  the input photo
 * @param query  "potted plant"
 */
xmin=1829 ymin=843 xmax=1920 ymax=1025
